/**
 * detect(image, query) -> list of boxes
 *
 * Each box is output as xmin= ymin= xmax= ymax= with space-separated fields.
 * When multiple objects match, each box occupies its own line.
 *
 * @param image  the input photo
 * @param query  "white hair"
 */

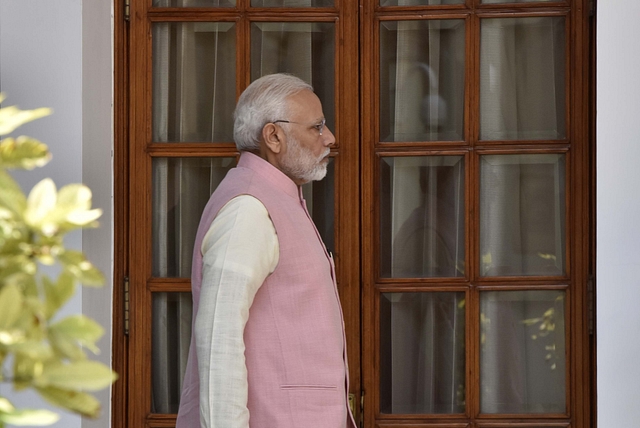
xmin=233 ymin=73 xmax=313 ymax=151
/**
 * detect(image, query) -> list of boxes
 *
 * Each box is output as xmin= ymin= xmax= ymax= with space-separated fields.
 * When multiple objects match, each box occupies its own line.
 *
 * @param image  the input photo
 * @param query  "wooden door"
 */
xmin=360 ymin=0 xmax=592 ymax=427
xmin=114 ymin=0 xmax=593 ymax=426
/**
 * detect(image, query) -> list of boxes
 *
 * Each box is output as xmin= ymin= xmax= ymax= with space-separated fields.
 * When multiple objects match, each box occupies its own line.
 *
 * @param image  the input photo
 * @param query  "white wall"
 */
xmin=597 ymin=1 xmax=640 ymax=426
xmin=0 ymin=1 xmax=113 ymax=427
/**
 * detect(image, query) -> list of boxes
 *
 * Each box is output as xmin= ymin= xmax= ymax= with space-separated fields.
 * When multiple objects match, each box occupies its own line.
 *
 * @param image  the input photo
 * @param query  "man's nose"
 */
xmin=323 ymin=126 xmax=336 ymax=147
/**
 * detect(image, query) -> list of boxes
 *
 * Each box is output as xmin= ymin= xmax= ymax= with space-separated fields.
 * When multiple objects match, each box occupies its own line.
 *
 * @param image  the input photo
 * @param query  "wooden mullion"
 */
xmin=113 ymin=0 xmax=130 ymax=424
xmin=569 ymin=0 xmax=592 ymax=427
xmin=148 ymin=278 xmax=192 ymax=293
xmin=129 ymin=0 xmax=154 ymax=425
xmin=147 ymin=10 xmax=241 ymax=20
xmin=475 ymin=7 xmax=570 ymax=16
xmin=335 ymin=0 xmax=362 ymax=424
xmin=476 ymin=1 xmax=569 ymax=11
xmin=147 ymin=143 xmax=240 ymax=157
xmin=375 ymin=4 xmax=469 ymax=14
xmin=360 ymin=0 xmax=377 ymax=426
xmin=376 ymin=11 xmax=472 ymax=20
xmin=246 ymin=8 xmax=338 ymax=19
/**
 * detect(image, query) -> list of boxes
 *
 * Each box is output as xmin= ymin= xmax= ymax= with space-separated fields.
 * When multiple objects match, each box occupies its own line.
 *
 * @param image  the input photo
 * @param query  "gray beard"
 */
xmin=279 ymin=136 xmax=329 ymax=184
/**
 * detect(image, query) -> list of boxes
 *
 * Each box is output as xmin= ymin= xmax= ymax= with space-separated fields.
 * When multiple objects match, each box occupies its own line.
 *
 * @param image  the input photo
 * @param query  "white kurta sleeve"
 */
xmin=195 ymin=195 xmax=279 ymax=428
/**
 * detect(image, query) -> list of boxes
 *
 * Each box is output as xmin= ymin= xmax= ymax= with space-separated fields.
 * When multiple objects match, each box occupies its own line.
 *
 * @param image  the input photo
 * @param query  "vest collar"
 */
xmin=238 ymin=151 xmax=300 ymax=200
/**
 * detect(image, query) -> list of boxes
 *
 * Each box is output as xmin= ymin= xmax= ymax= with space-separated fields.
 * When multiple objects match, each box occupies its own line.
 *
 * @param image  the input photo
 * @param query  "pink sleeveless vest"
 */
xmin=176 ymin=152 xmax=356 ymax=428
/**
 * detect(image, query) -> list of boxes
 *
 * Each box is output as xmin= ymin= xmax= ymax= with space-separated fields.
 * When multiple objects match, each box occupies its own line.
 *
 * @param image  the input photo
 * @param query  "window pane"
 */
xmin=152 ymin=292 xmax=193 ymax=414
xmin=251 ymin=0 xmax=333 ymax=6
xmin=251 ymin=22 xmax=335 ymax=132
xmin=480 ymin=290 xmax=566 ymax=414
xmin=480 ymin=17 xmax=566 ymax=141
xmin=480 ymin=154 xmax=565 ymax=277
xmin=380 ymin=19 xmax=465 ymax=142
xmin=153 ymin=22 xmax=236 ymax=143
xmin=380 ymin=292 xmax=465 ymax=414
xmin=152 ymin=157 xmax=235 ymax=277
xmin=301 ymin=158 xmax=335 ymax=254
xmin=381 ymin=0 xmax=463 ymax=5
xmin=380 ymin=156 xmax=465 ymax=278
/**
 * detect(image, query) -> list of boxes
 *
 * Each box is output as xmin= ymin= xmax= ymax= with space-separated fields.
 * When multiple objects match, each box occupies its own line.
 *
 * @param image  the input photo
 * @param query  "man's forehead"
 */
xmin=286 ymin=90 xmax=324 ymax=118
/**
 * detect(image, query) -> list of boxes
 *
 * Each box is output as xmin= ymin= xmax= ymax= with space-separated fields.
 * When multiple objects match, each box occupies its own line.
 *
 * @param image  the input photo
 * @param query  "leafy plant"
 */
xmin=0 ymin=94 xmax=117 ymax=427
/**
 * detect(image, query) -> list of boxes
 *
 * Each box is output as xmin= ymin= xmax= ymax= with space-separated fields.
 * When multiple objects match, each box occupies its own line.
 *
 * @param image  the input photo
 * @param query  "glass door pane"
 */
xmin=152 ymin=22 xmax=236 ymax=143
xmin=380 ymin=292 xmax=466 ymax=414
xmin=479 ymin=154 xmax=566 ymax=277
xmin=480 ymin=17 xmax=566 ymax=141
xmin=480 ymin=290 xmax=566 ymax=414
xmin=380 ymin=19 xmax=466 ymax=142
xmin=152 ymin=157 xmax=235 ymax=278
xmin=152 ymin=292 xmax=193 ymax=414
xmin=250 ymin=22 xmax=335 ymax=130
xmin=380 ymin=156 xmax=465 ymax=278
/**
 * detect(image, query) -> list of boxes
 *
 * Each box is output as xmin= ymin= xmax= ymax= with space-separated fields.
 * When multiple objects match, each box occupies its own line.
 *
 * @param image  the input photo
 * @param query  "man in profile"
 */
xmin=176 ymin=73 xmax=356 ymax=428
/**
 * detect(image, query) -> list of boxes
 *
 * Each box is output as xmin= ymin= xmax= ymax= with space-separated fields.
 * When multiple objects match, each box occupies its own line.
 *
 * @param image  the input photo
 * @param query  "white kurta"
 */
xmin=195 ymin=195 xmax=279 ymax=428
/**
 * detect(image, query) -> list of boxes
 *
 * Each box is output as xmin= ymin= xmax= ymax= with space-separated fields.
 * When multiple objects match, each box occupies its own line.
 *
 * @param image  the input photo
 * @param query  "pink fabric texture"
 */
xmin=176 ymin=152 xmax=356 ymax=428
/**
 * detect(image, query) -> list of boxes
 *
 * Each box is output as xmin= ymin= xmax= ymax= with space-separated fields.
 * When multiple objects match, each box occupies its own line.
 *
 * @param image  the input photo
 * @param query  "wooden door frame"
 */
xmin=359 ymin=0 xmax=596 ymax=427
xmin=112 ymin=0 xmax=597 ymax=426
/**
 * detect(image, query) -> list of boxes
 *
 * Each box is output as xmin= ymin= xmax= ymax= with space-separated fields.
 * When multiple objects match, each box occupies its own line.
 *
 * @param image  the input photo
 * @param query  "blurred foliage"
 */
xmin=0 ymin=94 xmax=117 ymax=427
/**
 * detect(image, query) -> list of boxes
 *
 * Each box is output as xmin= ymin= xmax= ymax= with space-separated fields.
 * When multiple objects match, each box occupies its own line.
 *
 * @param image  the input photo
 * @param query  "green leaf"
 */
xmin=36 ymin=387 xmax=101 ymax=418
xmin=0 ymin=104 xmax=52 ymax=136
xmin=0 ymin=408 xmax=59 ymax=426
xmin=0 ymin=283 xmax=23 ymax=329
xmin=43 ymin=273 xmax=76 ymax=320
xmin=38 ymin=360 xmax=117 ymax=391
xmin=0 ymin=169 xmax=27 ymax=216
xmin=0 ymin=136 xmax=51 ymax=170
xmin=59 ymin=251 xmax=104 ymax=287
xmin=10 ymin=341 xmax=54 ymax=360
xmin=49 ymin=315 xmax=104 ymax=357
xmin=24 ymin=179 xmax=57 ymax=234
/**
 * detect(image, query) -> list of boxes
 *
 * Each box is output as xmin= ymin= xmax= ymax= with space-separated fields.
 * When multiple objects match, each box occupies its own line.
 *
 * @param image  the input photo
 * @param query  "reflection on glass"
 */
xmin=251 ymin=0 xmax=333 ymax=6
xmin=153 ymin=22 xmax=236 ymax=143
xmin=153 ymin=157 xmax=235 ymax=277
xmin=480 ymin=154 xmax=565 ymax=277
xmin=381 ymin=0 xmax=463 ymax=5
xmin=251 ymin=22 xmax=335 ymax=132
xmin=480 ymin=290 xmax=566 ymax=414
xmin=380 ymin=156 xmax=465 ymax=278
xmin=380 ymin=19 xmax=465 ymax=142
xmin=480 ymin=17 xmax=566 ymax=140
xmin=380 ymin=292 xmax=465 ymax=414
xmin=152 ymin=292 xmax=193 ymax=414
xmin=301 ymin=158 xmax=335 ymax=254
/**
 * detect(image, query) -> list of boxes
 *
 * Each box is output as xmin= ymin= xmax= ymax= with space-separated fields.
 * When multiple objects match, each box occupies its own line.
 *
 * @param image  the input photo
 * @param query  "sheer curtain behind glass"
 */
xmin=480 ymin=17 xmax=565 ymax=141
xmin=380 ymin=292 xmax=465 ymax=414
xmin=151 ymin=20 xmax=237 ymax=413
xmin=480 ymin=291 xmax=566 ymax=414
xmin=477 ymin=15 xmax=568 ymax=416
xmin=250 ymin=20 xmax=335 ymax=129
xmin=151 ymin=158 xmax=234 ymax=413
xmin=380 ymin=19 xmax=465 ymax=142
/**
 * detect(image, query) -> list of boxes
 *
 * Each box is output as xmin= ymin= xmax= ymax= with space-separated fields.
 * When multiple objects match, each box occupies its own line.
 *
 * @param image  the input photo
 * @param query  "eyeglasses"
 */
xmin=273 ymin=118 xmax=326 ymax=135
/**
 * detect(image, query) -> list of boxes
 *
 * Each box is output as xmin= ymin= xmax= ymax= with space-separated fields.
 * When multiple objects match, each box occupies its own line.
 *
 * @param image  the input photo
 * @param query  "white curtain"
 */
xmin=381 ymin=14 xmax=466 ymax=414
xmin=151 ymin=21 xmax=236 ymax=413
xmin=478 ymin=16 xmax=567 ymax=415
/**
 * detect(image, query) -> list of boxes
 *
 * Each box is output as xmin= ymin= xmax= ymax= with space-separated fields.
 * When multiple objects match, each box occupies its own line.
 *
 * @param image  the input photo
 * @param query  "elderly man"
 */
xmin=176 ymin=74 xmax=357 ymax=428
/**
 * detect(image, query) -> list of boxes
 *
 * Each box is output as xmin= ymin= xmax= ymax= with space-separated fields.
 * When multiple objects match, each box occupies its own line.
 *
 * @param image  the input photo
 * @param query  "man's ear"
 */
xmin=262 ymin=123 xmax=282 ymax=154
